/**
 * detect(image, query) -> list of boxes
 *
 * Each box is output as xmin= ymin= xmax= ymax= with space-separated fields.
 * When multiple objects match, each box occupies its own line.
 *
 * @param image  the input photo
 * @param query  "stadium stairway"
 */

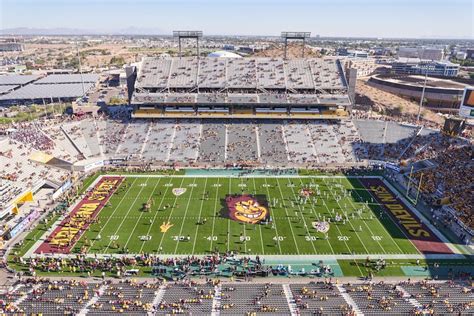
xmin=149 ymin=285 xmax=166 ymax=316
xmin=79 ymin=283 xmax=107 ymax=316
xmin=60 ymin=125 xmax=87 ymax=160
xmin=336 ymin=284 xmax=363 ymax=316
xmin=282 ymin=284 xmax=298 ymax=315
xmin=396 ymin=285 xmax=422 ymax=311
xmin=211 ymin=284 xmax=222 ymax=316
xmin=12 ymin=283 xmax=42 ymax=308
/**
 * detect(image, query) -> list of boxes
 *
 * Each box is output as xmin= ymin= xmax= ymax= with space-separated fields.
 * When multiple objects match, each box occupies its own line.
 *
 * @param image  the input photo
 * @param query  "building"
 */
xmin=466 ymin=49 xmax=474 ymax=60
xmin=368 ymin=74 xmax=471 ymax=111
xmin=455 ymin=52 xmax=467 ymax=60
xmin=0 ymin=42 xmax=24 ymax=52
xmin=344 ymin=58 xmax=379 ymax=77
xmin=207 ymin=51 xmax=242 ymax=58
xmin=398 ymin=47 xmax=444 ymax=61
xmin=337 ymin=48 xmax=369 ymax=58
xmin=392 ymin=58 xmax=459 ymax=77
xmin=0 ymin=73 xmax=99 ymax=105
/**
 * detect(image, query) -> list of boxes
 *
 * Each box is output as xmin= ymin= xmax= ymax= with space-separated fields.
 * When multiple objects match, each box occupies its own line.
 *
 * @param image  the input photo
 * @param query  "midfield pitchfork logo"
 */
xmin=172 ymin=188 xmax=187 ymax=196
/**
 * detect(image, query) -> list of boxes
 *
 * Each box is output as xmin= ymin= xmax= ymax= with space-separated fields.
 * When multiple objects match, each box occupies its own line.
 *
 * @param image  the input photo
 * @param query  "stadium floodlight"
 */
xmin=281 ymin=31 xmax=311 ymax=59
xmin=173 ymin=30 xmax=204 ymax=59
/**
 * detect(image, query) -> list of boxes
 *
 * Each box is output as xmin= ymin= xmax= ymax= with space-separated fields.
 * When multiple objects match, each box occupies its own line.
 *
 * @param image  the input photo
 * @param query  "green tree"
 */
xmin=109 ymin=56 xmax=126 ymax=66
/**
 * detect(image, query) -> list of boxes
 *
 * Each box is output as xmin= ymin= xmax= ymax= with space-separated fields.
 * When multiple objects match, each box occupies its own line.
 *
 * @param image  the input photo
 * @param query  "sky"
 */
xmin=0 ymin=0 xmax=473 ymax=38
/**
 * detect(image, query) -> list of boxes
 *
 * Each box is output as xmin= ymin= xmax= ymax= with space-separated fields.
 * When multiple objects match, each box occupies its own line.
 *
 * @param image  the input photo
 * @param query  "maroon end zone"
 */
xmin=35 ymin=176 xmax=123 ymax=254
xmin=359 ymin=177 xmax=453 ymax=254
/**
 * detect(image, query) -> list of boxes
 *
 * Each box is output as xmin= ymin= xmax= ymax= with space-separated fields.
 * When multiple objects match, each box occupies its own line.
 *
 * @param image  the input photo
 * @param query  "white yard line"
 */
xmin=26 ymin=252 xmax=461 ymax=261
xmin=191 ymin=178 xmax=209 ymax=254
xmin=104 ymin=177 xmax=152 ymax=251
xmin=156 ymin=178 xmax=186 ymax=251
xmin=240 ymin=177 xmax=248 ymax=253
xmin=260 ymin=178 xmax=284 ymax=255
xmin=209 ymin=178 xmax=221 ymax=252
xmin=227 ymin=178 xmax=231 ymax=252
xmin=280 ymin=177 xmax=318 ymax=254
xmin=87 ymin=177 xmax=139 ymax=250
xmin=321 ymin=177 xmax=371 ymax=255
xmin=123 ymin=177 xmax=163 ymax=249
xmin=139 ymin=179 xmax=175 ymax=254
xmin=321 ymin=197 xmax=365 ymax=276
xmin=310 ymin=179 xmax=364 ymax=275
xmin=298 ymin=178 xmax=335 ymax=255
xmin=173 ymin=178 xmax=198 ymax=254
xmin=382 ymin=178 xmax=461 ymax=255
xmin=251 ymin=177 xmax=266 ymax=255
xmin=273 ymin=178 xmax=302 ymax=255
xmin=355 ymin=177 xmax=422 ymax=255
xmin=341 ymin=177 xmax=404 ymax=254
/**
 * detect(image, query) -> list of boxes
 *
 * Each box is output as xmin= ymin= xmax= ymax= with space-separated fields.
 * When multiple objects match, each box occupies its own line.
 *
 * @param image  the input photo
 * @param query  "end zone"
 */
xmin=34 ymin=176 xmax=123 ymax=254
xmin=359 ymin=177 xmax=453 ymax=255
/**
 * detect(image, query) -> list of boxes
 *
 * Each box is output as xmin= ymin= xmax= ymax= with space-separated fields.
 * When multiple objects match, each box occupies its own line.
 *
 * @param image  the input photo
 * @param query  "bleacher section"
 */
xmin=156 ymin=283 xmax=215 ymax=315
xmin=3 ymin=280 xmax=471 ymax=315
xmin=220 ymin=283 xmax=291 ymax=314
xmin=3 ymin=117 xmax=448 ymax=175
xmin=290 ymin=283 xmax=352 ymax=315
xmin=132 ymin=57 xmax=350 ymax=117
xmin=344 ymin=283 xmax=415 ymax=315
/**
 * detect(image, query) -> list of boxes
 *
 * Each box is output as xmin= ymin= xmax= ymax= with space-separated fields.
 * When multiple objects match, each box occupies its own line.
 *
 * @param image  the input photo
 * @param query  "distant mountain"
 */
xmin=0 ymin=26 xmax=166 ymax=36
xmin=0 ymin=27 xmax=100 ymax=35
xmin=114 ymin=26 xmax=166 ymax=35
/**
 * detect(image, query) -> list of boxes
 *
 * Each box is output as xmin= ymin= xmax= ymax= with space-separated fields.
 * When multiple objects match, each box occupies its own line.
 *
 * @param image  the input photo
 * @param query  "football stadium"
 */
xmin=0 ymin=35 xmax=473 ymax=316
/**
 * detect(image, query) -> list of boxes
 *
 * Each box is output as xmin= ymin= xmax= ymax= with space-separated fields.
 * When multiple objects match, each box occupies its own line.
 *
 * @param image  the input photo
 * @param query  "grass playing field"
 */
xmin=52 ymin=174 xmax=424 ymax=257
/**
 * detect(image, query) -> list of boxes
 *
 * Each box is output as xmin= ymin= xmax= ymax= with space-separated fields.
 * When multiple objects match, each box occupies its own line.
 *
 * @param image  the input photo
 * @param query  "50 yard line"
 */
xmin=301 ymin=178 xmax=335 ymax=255
xmin=251 ymin=177 xmax=265 ymax=255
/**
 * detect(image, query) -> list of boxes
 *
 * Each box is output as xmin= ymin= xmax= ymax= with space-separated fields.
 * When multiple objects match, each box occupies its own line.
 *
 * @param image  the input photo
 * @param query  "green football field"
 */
xmin=69 ymin=175 xmax=421 ymax=256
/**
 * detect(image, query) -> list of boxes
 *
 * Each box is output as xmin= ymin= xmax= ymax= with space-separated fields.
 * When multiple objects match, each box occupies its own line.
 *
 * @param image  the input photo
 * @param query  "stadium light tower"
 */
xmin=173 ymin=31 xmax=203 ymax=59
xmin=281 ymin=32 xmax=311 ymax=59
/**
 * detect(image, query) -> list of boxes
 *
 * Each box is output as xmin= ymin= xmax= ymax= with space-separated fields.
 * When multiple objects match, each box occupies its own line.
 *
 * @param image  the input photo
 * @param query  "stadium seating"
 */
xmin=3 ymin=279 xmax=470 ymax=315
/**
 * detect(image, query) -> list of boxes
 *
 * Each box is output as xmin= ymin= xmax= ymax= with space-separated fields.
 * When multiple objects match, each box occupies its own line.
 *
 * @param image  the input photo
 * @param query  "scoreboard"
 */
xmin=459 ymin=87 xmax=474 ymax=118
